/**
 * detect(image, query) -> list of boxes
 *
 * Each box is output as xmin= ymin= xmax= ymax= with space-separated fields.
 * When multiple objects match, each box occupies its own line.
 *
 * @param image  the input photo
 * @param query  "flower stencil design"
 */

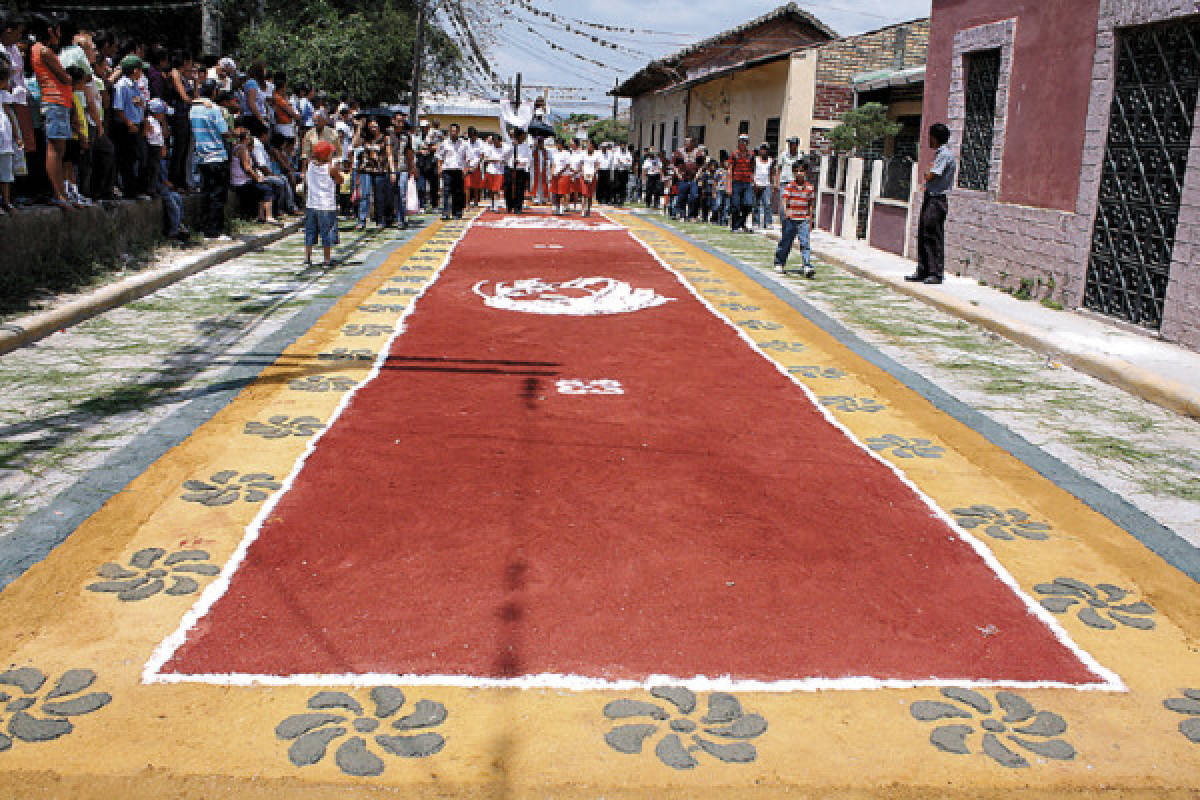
xmin=276 ymin=689 xmax=447 ymax=776
xmin=757 ymin=340 xmax=806 ymax=353
xmin=85 ymin=548 xmax=218 ymax=601
xmin=342 ymin=324 xmax=394 ymax=337
xmin=317 ymin=348 xmax=375 ymax=362
xmin=358 ymin=304 xmax=406 ymax=314
xmin=700 ymin=289 xmax=739 ymax=298
xmin=602 ymin=687 xmax=767 ymax=770
xmin=377 ymin=287 xmax=420 ymax=297
xmin=718 ymin=303 xmax=761 ymax=312
xmin=1164 ymin=689 xmax=1200 ymax=743
xmin=0 ymin=668 xmax=111 ymax=751
xmin=911 ymin=688 xmax=1075 ymax=768
xmin=820 ymin=396 xmax=886 ymax=413
xmin=952 ymin=505 xmax=1052 ymax=541
xmin=244 ymin=416 xmax=324 ymax=439
xmin=789 ymin=365 xmax=846 ymax=380
xmin=737 ymin=319 xmax=783 ymax=331
xmin=181 ymin=470 xmax=282 ymax=506
xmin=288 ymin=375 xmax=357 ymax=393
xmin=867 ymin=434 xmax=945 ymax=459
xmin=1033 ymin=577 xmax=1156 ymax=630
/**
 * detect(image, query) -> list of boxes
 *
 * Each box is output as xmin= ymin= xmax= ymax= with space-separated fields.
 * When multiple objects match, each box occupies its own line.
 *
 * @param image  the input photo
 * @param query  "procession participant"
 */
xmin=775 ymin=159 xmax=815 ymax=278
xmin=482 ymin=132 xmax=505 ymax=210
xmin=728 ymin=133 xmax=755 ymax=232
xmin=713 ymin=152 xmax=729 ymax=225
xmin=641 ymin=147 xmax=662 ymax=208
xmin=505 ymin=127 xmax=532 ymax=214
xmin=752 ymin=142 xmax=775 ymax=229
xmin=613 ymin=143 xmax=632 ymax=206
xmin=463 ymin=125 xmax=483 ymax=206
xmin=596 ymin=140 xmax=612 ymax=205
xmin=435 ymin=122 xmax=468 ymax=219
xmin=564 ymin=137 xmax=584 ymax=214
xmin=577 ymin=138 xmax=600 ymax=217
xmin=531 ymin=135 xmax=551 ymax=205
xmin=550 ymin=135 xmax=571 ymax=215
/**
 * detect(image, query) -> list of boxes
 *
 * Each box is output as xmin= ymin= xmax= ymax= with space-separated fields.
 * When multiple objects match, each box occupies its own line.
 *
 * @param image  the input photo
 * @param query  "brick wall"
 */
xmin=810 ymin=128 xmax=833 ymax=155
xmin=813 ymin=84 xmax=854 ymax=121
xmin=815 ymin=19 xmax=930 ymax=84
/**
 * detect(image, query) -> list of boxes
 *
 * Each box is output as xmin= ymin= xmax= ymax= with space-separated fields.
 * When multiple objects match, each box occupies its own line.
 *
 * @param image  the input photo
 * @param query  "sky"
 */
xmin=478 ymin=0 xmax=933 ymax=113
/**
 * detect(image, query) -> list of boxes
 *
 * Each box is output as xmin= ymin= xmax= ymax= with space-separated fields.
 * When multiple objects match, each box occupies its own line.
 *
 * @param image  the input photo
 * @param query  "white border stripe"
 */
xmin=144 ymin=211 xmax=1124 ymax=693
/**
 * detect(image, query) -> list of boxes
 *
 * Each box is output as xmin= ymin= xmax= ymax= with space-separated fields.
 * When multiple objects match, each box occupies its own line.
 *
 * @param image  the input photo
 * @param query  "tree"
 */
xmin=586 ymin=118 xmax=629 ymax=146
xmin=828 ymin=103 xmax=902 ymax=155
xmin=232 ymin=0 xmax=463 ymax=105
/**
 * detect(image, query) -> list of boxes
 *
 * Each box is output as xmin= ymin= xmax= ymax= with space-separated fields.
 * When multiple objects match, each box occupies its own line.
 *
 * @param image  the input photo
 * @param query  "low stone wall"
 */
xmin=0 ymin=194 xmax=213 ymax=311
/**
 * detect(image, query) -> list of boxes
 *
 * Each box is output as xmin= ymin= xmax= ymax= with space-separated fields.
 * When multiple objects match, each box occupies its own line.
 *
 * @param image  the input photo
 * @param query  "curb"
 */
xmin=0 ymin=221 xmax=302 ymax=358
xmin=755 ymin=227 xmax=1200 ymax=421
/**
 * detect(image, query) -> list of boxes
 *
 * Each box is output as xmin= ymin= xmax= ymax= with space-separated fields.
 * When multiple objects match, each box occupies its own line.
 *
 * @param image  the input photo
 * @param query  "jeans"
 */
xmin=775 ymin=217 xmax=811 ymax=269
xmin=715 ymin=190 xmax=729 ymax=224
xmin=196 ymin=161 xmax=228 ymax=237
xmin=372 ymin=173 xmax=392 ymax=223
xmin=673 ymin=179 xmax=698 ymax=218
xmin=753 ymin=186 xmax=772 ymax=228
xmin=356 ymin=172 xmax=373 ymax=223
xmin=442 ymin=169 xmax=464 ymax=218
xmin=644 ymin=174 xmax=661 ymax=207
xmin=730 ymin=181 xmax=755 ymax=230
xmin=89 ymin=134 xmax=116 ymax=201
xmin=393 ymin=170 xmax=409 ymax=225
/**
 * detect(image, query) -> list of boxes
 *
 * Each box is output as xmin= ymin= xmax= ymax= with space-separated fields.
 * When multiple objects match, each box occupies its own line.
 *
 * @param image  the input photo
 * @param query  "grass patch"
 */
xmin=1066 ymin=430 xmax=1159 ymax=464
xmin=1040 ymin=298 xmax=1065 ymax=311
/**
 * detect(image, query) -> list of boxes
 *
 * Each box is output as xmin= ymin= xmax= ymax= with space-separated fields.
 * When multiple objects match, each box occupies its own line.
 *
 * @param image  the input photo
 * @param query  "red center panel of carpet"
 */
xmin=162 ymin=212 xmax=1101 ymax=685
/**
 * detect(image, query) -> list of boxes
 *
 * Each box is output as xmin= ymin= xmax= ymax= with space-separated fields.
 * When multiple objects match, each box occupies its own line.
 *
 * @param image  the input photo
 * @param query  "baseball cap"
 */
xmin=119 ymin=54 xmax=143 ymax=73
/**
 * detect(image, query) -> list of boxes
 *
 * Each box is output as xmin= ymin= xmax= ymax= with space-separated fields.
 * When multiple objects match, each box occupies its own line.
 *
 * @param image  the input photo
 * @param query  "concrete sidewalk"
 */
xmin=779 ymin=227 xmax=1200 ymax=420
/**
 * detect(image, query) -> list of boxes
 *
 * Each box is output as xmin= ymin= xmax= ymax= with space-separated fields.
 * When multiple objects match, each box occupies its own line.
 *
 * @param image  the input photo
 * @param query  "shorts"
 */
xmin=42 ymin=103 xmax=72 ymax=141
xmin=304 ymin=208 xmax=339 ymax=248
xmin=0 ymin=152 xmax=13 ymax=184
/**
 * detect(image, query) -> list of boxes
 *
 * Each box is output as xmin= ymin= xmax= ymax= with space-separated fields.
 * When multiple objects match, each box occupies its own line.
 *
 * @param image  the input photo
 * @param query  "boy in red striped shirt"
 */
xmin=775 ymin=159 xmax=816 ymax=278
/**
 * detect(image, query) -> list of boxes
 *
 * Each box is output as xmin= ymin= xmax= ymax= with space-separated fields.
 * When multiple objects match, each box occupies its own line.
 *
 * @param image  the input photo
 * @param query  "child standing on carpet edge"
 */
xmin=775 ymin=159 xmax=816 ymax=279
xmin=304 ymin=140 xmax=342 ymax=267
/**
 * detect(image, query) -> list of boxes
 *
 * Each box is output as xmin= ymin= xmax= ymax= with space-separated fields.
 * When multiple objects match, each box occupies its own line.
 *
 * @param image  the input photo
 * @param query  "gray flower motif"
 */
xmin=789 ymin=365 xmax=846 ymax=380
xmin=358 ymin=304 xmax=406 ymax=313
xmin=1033 ymin=577 xmax=1156 ymax=631
xmin=244 ymin=415 xmax=325 ymax=439
xmin=952 ymin=505 xmax=1052 ymax=541
xmin=867 ymin=434 xmax=945 ymax=459
xmin=377 ymin=287 xmax=420 ymax=296
xmin=820 ymin=396 xmax=886 ymax=413
xmin=910 ymin=688 xmax=1075 ymax=768
xmin=389 ymin=275 xmax=427 ymax=284
xmin=718 ymin=303 xmax=761 ymax=312
xmin=737 ymin=319 xmax=783 ymax=331
xmin=275 ymin=688 xmax=447 ymax=776
xmin=688 ymin=276 xmax=725 ymax=284
xmin=0 ymin=668 xmax=112 ymax=751
xmin=317 ymin=348 xmax=375 ymax=362
xmin=602 ymin=687 xmax=767 ymax=770
xmin=1164 ymin=689 xmax=1200 ymax=743
xmin=288 ymin=375 xmax=357 ymax=393
xmin=758 ymin=340 xmax=807 ymax=353
xmin=342 ymin=324 xmax=394 ymax=337
xmin=700 ymin=289 xmax=739 ymax=297
xmin=180 ymin=470 xmax=282 ymax=506
xmin=85 ymin=548 xmax=219 ymax=601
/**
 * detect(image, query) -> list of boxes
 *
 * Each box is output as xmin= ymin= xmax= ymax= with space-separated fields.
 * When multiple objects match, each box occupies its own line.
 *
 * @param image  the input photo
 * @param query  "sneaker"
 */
xmin=804 ymin=267 xmax=816 ymax=279
xmin=923 ymin=276 xmax=943 ymax=285
xmin=903 ymin=273 xmax=925 ymax=282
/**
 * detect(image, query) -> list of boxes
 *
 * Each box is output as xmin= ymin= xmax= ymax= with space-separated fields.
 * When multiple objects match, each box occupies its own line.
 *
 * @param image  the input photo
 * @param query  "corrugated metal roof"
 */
xmin=852 ymin=65 xmax=926 ymax=92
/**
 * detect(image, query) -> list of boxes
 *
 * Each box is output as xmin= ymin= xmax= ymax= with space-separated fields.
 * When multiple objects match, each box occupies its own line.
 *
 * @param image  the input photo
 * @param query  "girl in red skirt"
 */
xmin=577 ymin=139 xmax=599 ymax=216
xmin=482 ymin=133 xmax=505 ymax=210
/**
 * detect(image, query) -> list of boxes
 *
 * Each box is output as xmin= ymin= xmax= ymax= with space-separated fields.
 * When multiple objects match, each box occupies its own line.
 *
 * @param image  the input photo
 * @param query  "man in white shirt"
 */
xmin=752 ymin=143 xmax=775 ymax=229
xmin=464 ymin=126 xmax=483 ymax=206
xmin=504 ymin=128 xmax=532 ymax=214
xmin=596 ymin=142 xmax=613 ymax=205
xmin=613 ymin=144 xmax=633 ymax=207
xmin=435 ymin=122 xmax=470 ymax=219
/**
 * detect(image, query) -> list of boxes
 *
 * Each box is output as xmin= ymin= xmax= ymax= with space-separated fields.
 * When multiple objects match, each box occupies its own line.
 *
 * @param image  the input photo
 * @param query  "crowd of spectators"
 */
xmin=0 ymin=9 xmax=431 ymax=248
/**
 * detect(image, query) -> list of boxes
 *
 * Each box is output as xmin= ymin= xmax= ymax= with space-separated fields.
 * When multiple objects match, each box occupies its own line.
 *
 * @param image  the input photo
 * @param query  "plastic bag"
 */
xmin=407 ymin=177 xmax=420 ymax=214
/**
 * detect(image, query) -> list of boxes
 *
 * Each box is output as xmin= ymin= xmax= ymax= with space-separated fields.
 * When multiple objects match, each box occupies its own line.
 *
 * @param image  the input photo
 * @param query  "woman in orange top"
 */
xmin=30 ymin=12 xmax=74 ymax=209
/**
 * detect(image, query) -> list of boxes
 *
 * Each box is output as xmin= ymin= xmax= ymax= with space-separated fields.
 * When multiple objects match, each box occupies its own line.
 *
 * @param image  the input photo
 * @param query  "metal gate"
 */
xmin=1084 ymin=18 xmax=1200 ymax=328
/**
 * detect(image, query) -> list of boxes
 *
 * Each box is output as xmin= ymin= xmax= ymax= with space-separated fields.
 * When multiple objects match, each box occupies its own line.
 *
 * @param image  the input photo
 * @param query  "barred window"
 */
xmin=958 ymin=48 xmax=1001 ymax=191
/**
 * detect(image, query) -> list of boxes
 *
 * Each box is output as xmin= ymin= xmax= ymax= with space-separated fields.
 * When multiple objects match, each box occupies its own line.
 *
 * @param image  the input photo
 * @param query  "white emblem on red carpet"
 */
xmin=473 ymin=278 xmax=673 ymax=316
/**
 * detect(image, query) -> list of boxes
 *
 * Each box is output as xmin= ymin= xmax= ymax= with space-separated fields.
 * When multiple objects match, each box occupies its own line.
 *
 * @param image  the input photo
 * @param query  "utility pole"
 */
xmin=201 ymin=0 xmax=221 ymax=57
xmin=612 ymin=78 xmax=619 ymax=120
xmin=409 ymin=0 xmax=428 ymax=128
xmin=514 ymin=72 xmax=522 ymax=106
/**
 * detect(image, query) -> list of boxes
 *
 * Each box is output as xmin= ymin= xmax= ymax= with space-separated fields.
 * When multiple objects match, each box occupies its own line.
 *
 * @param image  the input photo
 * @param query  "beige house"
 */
xmin=618 ymin=11 xmax=929 ymax=158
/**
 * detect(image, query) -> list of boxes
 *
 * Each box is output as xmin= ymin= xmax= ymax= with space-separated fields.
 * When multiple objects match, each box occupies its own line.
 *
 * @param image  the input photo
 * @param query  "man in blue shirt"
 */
xmin=190 ymin=79 xmax=231 ymax=240
xmin=111 ymin=54 xmax=148 ymax=198
xmin=907 ymin=123 xmax=957 ymax=285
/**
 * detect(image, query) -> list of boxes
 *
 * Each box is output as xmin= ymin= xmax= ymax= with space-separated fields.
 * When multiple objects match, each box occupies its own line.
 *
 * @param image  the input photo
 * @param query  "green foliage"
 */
xmin=828 ymin=103 xmax=903 ymax=155
xmin=235 ymin=0 xmax=463 ymax=105
xmin=586 ymin=118 xmax=630 ymax=146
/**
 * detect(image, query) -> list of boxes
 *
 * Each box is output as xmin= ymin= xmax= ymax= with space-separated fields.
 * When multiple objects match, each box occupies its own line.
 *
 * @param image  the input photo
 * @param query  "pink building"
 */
xmin=921 ymin=0 xmax=1200 ymax=349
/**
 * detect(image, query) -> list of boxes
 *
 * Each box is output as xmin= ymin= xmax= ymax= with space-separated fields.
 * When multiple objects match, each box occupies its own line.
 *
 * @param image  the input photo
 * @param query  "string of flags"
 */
xmin=502 ymin=0 xmax=654 ymax=57
xmin=507 ymin=0 xmax=694 ymax=37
